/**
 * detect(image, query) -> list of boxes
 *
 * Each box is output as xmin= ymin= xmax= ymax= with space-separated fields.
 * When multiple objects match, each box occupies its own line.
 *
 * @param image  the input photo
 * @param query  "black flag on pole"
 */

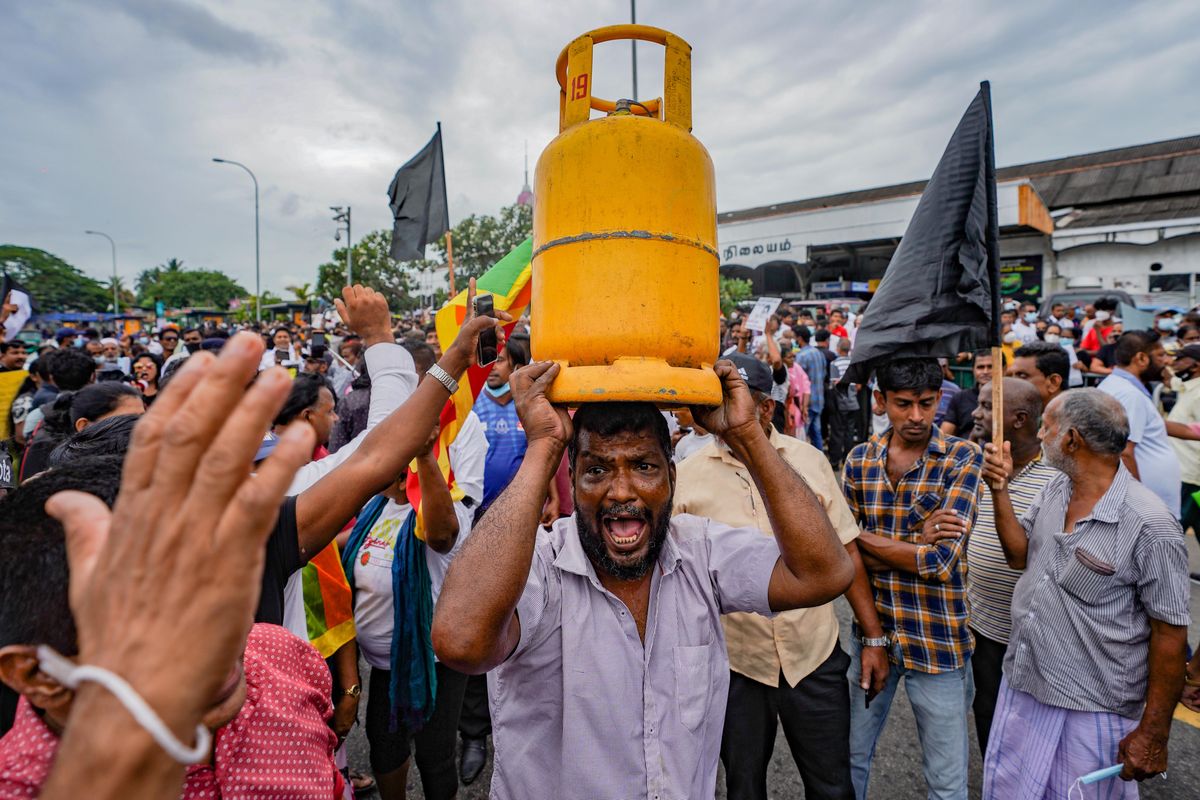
xmin=1 ymin=273 xmax=33 ymax=341
xmin=387 ymin=124 xmax=450 ymax=262
xmin=843 ymin=82 xmax=1000 ymax=384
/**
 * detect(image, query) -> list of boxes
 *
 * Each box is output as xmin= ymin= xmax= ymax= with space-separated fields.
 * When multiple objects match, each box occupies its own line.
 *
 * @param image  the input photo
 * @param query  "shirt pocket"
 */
xmin=674 ymin=644 xmax=713 ymax=732
xmin=1057 ymin=550 xmax=1117 ymax=604
xmin=906 ymin=492 xmax=942 ymax=535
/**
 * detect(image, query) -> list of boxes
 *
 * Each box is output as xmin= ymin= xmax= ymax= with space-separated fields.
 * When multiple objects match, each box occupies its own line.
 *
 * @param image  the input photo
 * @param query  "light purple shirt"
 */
xmin=487 ymin=513 xmax=781 ymax=800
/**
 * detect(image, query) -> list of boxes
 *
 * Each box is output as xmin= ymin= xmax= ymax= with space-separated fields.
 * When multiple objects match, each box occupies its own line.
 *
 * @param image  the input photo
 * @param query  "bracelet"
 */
xmin=427 ymin=363 xmax=459 ymax=395
xmin=37 ymin=645 xmax=211 ymax=764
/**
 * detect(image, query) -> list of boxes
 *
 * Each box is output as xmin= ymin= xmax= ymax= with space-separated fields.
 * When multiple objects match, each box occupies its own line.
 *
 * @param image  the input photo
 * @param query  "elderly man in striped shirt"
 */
xmin=981 ymin=389 xmax=1191 ymax=798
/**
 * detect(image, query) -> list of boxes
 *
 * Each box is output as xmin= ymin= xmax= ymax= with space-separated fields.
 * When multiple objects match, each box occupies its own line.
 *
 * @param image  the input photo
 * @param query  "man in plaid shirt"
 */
xmin=841 ymin=358 xmax=982 ymax=800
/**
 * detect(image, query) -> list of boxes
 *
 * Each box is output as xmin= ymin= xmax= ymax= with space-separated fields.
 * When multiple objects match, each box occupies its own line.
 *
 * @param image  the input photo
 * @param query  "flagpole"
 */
xmin=446 ymin=231 xmax=457 ymax=298
xmin=981 ymin=80 xmax=1005 ymax=488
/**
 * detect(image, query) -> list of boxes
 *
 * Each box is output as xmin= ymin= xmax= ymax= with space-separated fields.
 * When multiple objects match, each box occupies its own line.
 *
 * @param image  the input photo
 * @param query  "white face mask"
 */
xmin=1003 ymin=331 xmax=1017 ymax=344
xmin=1095 ymin=310 xmax=1111 ymax=322
xmin=1044 ymin=334 xmax=1061 ymax=344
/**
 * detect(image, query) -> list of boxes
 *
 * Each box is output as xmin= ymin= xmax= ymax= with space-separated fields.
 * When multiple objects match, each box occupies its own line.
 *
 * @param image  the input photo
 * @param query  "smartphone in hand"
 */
xmin=475 ymin=293 xmax=497 ymax=366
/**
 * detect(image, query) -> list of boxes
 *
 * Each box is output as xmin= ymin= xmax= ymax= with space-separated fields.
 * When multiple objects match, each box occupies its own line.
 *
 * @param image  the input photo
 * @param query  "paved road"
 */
xmin=347 ymin=533 xmax=1200 ymax=798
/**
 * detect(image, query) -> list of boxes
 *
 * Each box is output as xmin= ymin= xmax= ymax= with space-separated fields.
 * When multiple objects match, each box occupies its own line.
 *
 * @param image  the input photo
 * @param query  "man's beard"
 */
xmin=576 ymin=498 xmax=673 ymax=581
xmin=1041 ymin=432 xmax=1076 ymax=479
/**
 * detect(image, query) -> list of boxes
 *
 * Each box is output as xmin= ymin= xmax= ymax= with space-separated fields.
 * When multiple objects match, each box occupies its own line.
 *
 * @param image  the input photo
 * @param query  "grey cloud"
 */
xmin=112 ymin=0 xmax=282 ymax=64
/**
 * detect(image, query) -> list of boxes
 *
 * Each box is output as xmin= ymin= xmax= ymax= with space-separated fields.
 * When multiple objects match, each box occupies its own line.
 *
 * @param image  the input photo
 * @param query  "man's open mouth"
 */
xmin=602 ymin=515 xmax=648 ymax=551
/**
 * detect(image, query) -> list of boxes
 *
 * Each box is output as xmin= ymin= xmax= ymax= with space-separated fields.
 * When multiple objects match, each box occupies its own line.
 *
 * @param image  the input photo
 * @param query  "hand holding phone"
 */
xmin=475 ymin=293 xmax=497 ymax=366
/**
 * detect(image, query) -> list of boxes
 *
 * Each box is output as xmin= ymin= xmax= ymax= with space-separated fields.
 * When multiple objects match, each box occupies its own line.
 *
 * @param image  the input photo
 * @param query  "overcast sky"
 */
xmin=2 ymin=0 xmax=1197 ymax=297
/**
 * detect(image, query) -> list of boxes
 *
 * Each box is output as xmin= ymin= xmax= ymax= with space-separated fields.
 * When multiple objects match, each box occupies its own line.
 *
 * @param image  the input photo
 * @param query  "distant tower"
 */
xmin=516 ymin=140 xmax=534 ymax=207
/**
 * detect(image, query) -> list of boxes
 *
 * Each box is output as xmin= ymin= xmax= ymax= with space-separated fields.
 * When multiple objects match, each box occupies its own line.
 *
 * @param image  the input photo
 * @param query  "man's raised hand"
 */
xmin=512 ymin=361 xmax=572 ymax=450
xmin=690 ymin=359 xmax=760 ymax=445
xmin=45 ymin=332 xmax=315 ymax=737
xmin=335 ymin=285 xmax=393 ymax=347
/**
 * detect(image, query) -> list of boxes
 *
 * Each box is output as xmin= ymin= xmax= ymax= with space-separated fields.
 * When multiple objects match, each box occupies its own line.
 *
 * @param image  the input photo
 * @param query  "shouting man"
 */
xmin=432 ymin=359 xmax=854 ymax=799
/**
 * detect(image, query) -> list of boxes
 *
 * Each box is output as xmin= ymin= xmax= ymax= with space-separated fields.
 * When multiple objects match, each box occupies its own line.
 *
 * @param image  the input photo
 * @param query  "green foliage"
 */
xmin=136 ymin=258 xmax=247 ymax=309
xmin=232 ymin=292 xmax=284 ymax=323
xmin=314 ymin=204 xmax=532 ymax=312
xmin=429 ymin=203 xmax=532 ymax=282
xmin=719 ymin=276 xmax=753 ymax=316
xmin=285 ymin=282 xmax=312 ymax=303
xmin=0 ymin=245 xmax=112 ymax=311
xmin=315 ymin=230 xmax=427 ymax=312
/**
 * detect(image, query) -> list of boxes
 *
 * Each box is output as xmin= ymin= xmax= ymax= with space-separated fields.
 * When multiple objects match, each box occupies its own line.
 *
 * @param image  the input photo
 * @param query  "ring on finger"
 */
xmin=935 ymin=523 xmax=941 ymax=532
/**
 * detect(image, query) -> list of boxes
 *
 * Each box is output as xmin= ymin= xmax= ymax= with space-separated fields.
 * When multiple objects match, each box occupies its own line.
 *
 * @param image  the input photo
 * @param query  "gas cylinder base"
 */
xmin=546 ymin=357 xmax=722 ymax=407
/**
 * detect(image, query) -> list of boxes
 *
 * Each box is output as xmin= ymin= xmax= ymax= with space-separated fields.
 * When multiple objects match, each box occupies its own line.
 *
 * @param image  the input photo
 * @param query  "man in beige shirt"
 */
xmin=675 ymin=354 xmax=887 ymax=800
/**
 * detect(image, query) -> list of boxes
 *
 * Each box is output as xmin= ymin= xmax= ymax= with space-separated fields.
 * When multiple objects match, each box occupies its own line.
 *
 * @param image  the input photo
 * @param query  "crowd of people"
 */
xmin=0 ymin=287 xmax=1197 ymax=800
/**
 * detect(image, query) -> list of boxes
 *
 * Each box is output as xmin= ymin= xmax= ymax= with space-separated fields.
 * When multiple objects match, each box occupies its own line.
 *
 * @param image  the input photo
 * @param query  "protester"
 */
xmin=0 ymin=334 xmax=325 ymax=799
xmin=433 ymin=359 xmax=854 ymax=799
xmin=933 ymin=358 xmax=961 ymax=427
xmin=1005 ymin=340 xmax=1068 ymax=409
xmin=939 ymin=350 xmax=996 ymax=437
xmin=795 ymin=326 xmax=827 ymax=449
xmin=980 ymin=389 xmax=1190 ymax=797
xmin=22 ymin=347 xmax=96 ymax=441
xmin=48 ymin=414 xmax=141 ymax=467
xmin=960 ymin=378 xmax=1055 ymax=755
xmin=825 ymin=337 xmax=859 ymax=469
xmin=675 ymin=353 xmax=883 ymax=800
xmin=784 ymin=344 xmax=811 ymax=438
xmin=671 ymin=407 xmax=713 ymax=462
xmin=1098 ymin=331 xmax=1191 ymax=516
xmin=1168 ymin=343 xmax=1200 ymax=536
xmin=841 ymin=357 xmax=983 ymax=800
xmin=131 ymin=351 xmax=163 ymax=404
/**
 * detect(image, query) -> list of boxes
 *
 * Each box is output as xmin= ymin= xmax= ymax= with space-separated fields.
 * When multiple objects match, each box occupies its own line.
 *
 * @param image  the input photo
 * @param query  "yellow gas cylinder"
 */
xmin=532 ymin=25 xmax=721 ymax=405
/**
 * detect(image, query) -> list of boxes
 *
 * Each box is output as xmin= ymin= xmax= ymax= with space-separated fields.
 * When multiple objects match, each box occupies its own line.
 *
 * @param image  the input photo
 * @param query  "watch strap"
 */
xmin=427 ymin=363 xmax=459 ymax=395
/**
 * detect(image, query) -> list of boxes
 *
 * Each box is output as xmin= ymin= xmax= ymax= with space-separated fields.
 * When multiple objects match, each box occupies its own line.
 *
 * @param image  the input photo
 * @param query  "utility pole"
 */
xmin=631 ymin=0 xmax=639 ymax=99
xmin=331 ymin=207 xmax=352 ymax=286
xmin=84 ymin=230 xmax=119 ymax=315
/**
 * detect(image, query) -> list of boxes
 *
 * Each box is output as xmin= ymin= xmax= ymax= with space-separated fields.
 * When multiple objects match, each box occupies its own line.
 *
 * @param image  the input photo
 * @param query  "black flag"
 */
xmin=843 ymin=82 xmax=1000 ymax=384
xmin=387 ymin=124 xmax=450 ymax=262
xmin=1 ymin=273 xmax=33 ymax=341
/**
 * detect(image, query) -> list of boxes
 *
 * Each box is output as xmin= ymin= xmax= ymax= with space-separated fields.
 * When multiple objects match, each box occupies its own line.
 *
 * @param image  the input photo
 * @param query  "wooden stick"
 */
xmin=991 ymin=345 xmax=1005 ymax=490
xmin=446 ymin=231 xmax=457 ymax=297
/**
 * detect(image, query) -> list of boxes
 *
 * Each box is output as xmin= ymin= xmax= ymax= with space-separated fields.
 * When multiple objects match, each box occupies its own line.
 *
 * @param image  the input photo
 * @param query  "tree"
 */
xmin=231 ymin=291 xmax=284 ymax=324
xmin=315 ymin=230 xmax=426 ymax=312
xmin=286 ymin=282 xmax=312 ymax=303
xmin=136 ymin=259 xmax=247 ymax=309
xmin=105 ymin=276 xmax=137 ymax=310
xmin=719 ymin=276 xmax=753 ymax=316
xmin=0 ymin=245 xmax=111 ymax=312
xmin=428 ymin=203 xmax=532 ymax=282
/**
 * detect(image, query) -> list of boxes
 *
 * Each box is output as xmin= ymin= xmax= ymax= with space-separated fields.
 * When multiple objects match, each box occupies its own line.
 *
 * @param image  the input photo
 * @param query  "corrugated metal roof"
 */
xmin=719 ymin=134 xmax=1200 ymax=225
xmin=1061 ymin=194 xmax=1200 ymax=229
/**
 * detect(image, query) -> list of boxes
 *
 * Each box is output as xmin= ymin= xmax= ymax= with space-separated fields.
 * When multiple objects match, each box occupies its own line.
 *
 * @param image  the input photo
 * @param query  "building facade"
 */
xmin=717 ymin=135 xmax=1200 ymax=307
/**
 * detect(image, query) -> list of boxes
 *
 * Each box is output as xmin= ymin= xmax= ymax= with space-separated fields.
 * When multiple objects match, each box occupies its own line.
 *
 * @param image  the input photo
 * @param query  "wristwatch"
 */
xmin=342 ymin=684 xmax=362 ymax=699
xmin=859 ymin=634 xmax=890 ymax=648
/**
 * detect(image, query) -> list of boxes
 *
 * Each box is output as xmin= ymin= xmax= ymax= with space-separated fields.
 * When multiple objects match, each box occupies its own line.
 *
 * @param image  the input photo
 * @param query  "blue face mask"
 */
xmin=1023 ymin=311 xmax=1038 ymax=323
xmin=484 ymin=382 xmax=510 ymax=398
xmin=1157 ymin=318 xmax=1177 ymax=332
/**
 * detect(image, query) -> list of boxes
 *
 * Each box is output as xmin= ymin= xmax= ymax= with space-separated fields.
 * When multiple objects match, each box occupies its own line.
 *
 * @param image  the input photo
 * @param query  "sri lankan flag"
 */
xmin=406 ymin=237 xmax=533 ymax=536
xmin=300 ymin=541 xmax=356 ymax=658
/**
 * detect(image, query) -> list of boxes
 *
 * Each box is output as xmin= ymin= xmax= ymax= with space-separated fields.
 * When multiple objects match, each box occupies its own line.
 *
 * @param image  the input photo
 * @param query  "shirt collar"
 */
xmin=552 ymin=515 xmax=682 ymax=582
xmin=1111 ymin=367 xmax=1152 ymax=399
xmin=1047 ymin=463 xmax=1129 ymax=524
xmin=866 ymin=425 xmax=947 ymax=460
xmin=709 ymin=426 xmax=786 ymax=465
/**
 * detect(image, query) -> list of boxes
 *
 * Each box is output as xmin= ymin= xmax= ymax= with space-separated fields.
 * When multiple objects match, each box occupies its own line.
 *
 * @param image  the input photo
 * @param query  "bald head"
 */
xmin=971 ymin=378 xmax=1044 ymax=445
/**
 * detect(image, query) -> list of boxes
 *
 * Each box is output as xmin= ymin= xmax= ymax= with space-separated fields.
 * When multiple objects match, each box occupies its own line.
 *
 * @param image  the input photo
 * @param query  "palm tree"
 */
xmin=286 ymin=282 xmax=312 ymax=303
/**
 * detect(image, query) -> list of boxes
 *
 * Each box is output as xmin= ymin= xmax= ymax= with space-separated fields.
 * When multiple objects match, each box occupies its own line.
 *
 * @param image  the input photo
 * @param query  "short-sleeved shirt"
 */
xmin=966 ymin=457 xmax=1059 ymax=643
xmin=256 ymin=496 xmax=302 ymax=625
xmin=841 ymin=427 xmax=983 ymax=672
xmin=1099 ymin=369 xmax=1180 ymax=516
xmin=1005 ymin=467 xmax=1191 ymax=718
xmin=474 ymin=392 xmax=527 ymax=510
xmin=674 ymin=428 xmax=860 ymax=687
xmin=489 ymin=514 xmax=781 ymax=800
xmin=942 ymin=386 xmax=979 ymax=437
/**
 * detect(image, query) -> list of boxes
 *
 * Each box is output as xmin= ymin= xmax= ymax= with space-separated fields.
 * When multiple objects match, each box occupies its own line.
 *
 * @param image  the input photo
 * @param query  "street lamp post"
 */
xmin=331 ymin=207 xmax=352 ymax=286
xmin=84 ymin=230 xmax=118 ymax=314
xmin=212 ymin=158 xmax=261 ymax=324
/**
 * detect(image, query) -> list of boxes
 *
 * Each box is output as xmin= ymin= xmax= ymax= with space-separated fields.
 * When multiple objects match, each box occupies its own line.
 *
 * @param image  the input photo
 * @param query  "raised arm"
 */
xmin=414 ymin=425 xmax=460 ymax=555
xmin=294 ymin=281 xmax=505 ymax=560
xmin=433 ymin=361 xmax=571 ymax=674
xmin=692 ymin=360 xmax=853 ymax=610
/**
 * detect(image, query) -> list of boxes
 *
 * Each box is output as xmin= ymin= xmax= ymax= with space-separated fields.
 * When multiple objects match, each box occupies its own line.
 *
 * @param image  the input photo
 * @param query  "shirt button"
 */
xmin=1042 ymin=574 xmax=1050 ymax=581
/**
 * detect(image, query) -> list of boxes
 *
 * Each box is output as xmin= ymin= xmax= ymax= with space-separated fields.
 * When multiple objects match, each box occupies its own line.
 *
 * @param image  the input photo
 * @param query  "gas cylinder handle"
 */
xmin=556 ymin=24 xmax=692 ymax=133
